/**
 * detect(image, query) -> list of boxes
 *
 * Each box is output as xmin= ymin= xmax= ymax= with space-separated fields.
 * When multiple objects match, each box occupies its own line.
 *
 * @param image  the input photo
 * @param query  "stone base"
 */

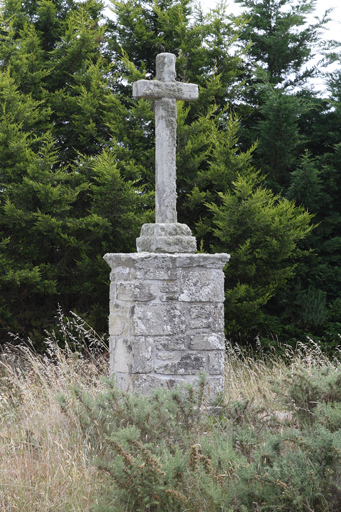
xmin=136 ymin=223 xmax=197 ymax=253
xmin=104 ymin=252 xmax=230 ymax=399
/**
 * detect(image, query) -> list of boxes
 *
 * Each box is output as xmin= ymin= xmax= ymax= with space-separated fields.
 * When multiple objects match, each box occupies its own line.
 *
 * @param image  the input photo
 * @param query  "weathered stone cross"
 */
xmin=133 ymin=53 xmax=198 ymax=225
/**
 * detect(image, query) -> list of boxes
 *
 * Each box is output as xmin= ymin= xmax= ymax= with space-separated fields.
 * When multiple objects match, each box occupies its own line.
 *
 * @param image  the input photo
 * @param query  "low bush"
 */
xmin=61 ymin=365 xmax=341 ymax=512
xmin=0 ymin=317 xmax=340 ymax=511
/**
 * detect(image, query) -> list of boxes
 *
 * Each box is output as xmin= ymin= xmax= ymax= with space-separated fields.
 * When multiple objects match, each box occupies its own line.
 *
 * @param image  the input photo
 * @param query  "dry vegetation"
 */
xmin=224 ymin=338 xmax=341 ymax=407
xmin=0 ymin=313 xmax=110 ymax=511
xmin=0 ymin=314 xmax=340 ymax=511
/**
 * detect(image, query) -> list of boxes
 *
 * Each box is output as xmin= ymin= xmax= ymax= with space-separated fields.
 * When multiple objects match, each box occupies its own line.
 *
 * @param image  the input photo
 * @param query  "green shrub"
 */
xmin=275 ymin=365 xmax=341 ymax=427
xmin=59 ymin=376 xmax=246 ymax=511
xmin=58 ymin=365 xmax=341 ymax=512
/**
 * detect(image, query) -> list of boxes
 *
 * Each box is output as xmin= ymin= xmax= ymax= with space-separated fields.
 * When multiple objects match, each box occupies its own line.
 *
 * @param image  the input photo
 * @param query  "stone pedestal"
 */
xmin=104 ymin=252 xmax=229 ymax=397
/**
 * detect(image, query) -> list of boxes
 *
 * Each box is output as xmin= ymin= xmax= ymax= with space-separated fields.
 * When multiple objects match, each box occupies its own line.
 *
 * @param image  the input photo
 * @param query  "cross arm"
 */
xmin=133 ymin=79 xmax=198 ymax=101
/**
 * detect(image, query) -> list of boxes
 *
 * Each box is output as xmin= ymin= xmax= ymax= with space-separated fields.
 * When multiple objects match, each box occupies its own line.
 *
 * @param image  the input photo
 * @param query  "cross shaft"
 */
xmin=133 ymin=53 xmax=198 ymax=224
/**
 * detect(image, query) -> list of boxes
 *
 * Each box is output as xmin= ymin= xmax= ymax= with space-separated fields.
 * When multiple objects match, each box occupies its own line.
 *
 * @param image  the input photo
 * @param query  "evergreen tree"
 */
xmin=224 ymin=0 xmax=341 ymax=344
xmin=235 ymin=0 xmax=332 ymax=189
xmin=208 ymin=154 xmax=312 ymax=344
xmin=0 ymin=0 xmax=319 ymax=348
xmin=278 ymin=64 xmax=341 ymax=344
xmin=236 ymin=0 xmax=330 ymax=87
xmin=0 ymin=0 xmax=148 ymax=343
xmin=289 ymin=148 xmax=341 ymax=337
xmin=107 ymin=0 xmax=248 ymax=108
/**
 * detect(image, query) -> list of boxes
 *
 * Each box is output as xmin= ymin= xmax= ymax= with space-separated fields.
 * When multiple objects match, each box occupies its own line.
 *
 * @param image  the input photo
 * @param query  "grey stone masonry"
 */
xmin=104 ymin=253 xmax=229 ymax=398
xmin=133 ymin=53 xmax=198 ymax=253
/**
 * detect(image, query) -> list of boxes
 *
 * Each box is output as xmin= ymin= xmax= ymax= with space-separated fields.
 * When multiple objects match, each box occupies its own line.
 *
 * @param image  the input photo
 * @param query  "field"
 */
xmin=0 ymin=314 xmax=340 ymax=511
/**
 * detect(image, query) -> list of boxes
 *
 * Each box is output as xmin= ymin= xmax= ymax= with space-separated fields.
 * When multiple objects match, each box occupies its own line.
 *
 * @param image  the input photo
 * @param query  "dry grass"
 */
xmin=0 ymin=312 xmax=110 ymax=512
xmin=0 ymin=315 xmax=340 ymax=511
xmin=224 ymin=338 xmax=341 ymax=409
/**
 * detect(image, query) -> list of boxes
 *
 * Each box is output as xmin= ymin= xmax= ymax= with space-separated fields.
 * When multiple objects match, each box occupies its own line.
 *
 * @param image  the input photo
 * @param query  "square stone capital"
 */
xmin=136 ymin=223 xmax=197 ymax=253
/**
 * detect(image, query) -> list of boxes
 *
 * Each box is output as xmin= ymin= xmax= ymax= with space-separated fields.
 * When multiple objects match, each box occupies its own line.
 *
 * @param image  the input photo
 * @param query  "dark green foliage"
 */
xmin=107 ymin=0 xmax=248 ymax=110
xmin=0 ymin=0 xmax=314 ymax=346
xmin=0 ymin=0 xmax=340 ymax=347
xmin=256 ymin=83 xmax=305 ymax=187
xmin=209 ymin=170 xmax=312 ymax=343
xmin=0 ymin=0 xmax=150 ymax=343
xmin=231 ymin=0 xmax=341 ymax=343
xmin=235 ymin=0 xmax=331 ymax=177
xmin=59 ymin=365 xmax=341 ymax=511
xmin=236 ymin=0 xmax=330 ymax=88
xmin=280 ymin=143 xmax=341 ymax=345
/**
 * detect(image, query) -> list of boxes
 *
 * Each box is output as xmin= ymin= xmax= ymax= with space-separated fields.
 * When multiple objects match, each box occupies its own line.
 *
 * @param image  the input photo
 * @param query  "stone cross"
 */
xmin=105 ymin=55 xmax=228 ymax=397
xmin=133 ymin=53 xmax=198 ymax=224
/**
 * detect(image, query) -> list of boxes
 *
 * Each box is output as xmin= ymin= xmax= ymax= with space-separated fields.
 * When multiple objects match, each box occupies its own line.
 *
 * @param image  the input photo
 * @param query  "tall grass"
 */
xmin=224 ymin=338 xmax=341 ymax=407
xmin=0 ymin=311 xmax=109 ymax=511
xmin=0 ymin=313 xmax=340 ymax=511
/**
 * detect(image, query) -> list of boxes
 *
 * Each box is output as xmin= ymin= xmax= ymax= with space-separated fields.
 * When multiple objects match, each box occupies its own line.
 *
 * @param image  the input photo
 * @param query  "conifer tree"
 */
xmin=235 ymin=0 xmax=332 ymax=189
xmin=0 ymin=0 xmax=147 ymax=343
xmin=0 ymin=0 xmax=320 ymax=347
xmin=236 ymin=0 xmax=330 ymax=87
xmin=210 ymin=169 xmax=312 ymax=343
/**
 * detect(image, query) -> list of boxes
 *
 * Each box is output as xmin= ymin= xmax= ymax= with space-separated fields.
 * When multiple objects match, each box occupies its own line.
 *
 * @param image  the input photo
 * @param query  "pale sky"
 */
xmin=200 ymin=0 xmax=341 ymax=43
xmin=199 ymin=0 xmax=341 ymax=92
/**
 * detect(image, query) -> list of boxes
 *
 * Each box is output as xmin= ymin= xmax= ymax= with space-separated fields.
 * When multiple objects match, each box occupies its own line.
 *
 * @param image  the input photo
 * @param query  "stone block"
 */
xmin=136 ymin=223 xmax=197 ymax=253
xmin=104 ymin=253 xmax=230 ymax=274
xmin=173 ymin=254 xmax=229 ymax=269
xmin=208 ymin=351 xmax=225 ymax=375
xmin=155 ymin=351 xmax=206 ymax=375
xmin=210 ymin=304 xmax=225 ymax=332
xmin=110 ymin=265 xmax=133 ymax=282
xmin=116 ymin=282 xmax=134 ymax=301
xmin=134 ymin=304 xmax=184 ymax=336
xmin=159 ymin=279 xmax=180 ymax=302
xmin=188 ymin=332 xmax=225 ymax=351
xmin=109 ymin=303 xmax=131 ymax=336
xmin=187 ymin=305 xmax=213 ymax=329
xmin=179 ymin=269 xmax=225 ymax=302
xmin=131 ymin=374 xmax=198 ymax=394
xmin=110 ymin=338 xmax=131 ymax=373
xmin=131 ymin=338 xmax=153 ymax=373
xmin=188 ymin=305 xmax=211 ymax=329
xmin=206 ymin=377 xmax=225 ymax=398
xmin=159 ymin=280 xmax=179 ymax=293
xmin=134 ymin=282 xmax=158 ymax=301
xmin=109 ymin=315 xmax=127 ymax=336
xmin=153 ymin=335 xmax=188 ymax=351
xmin=187 ymin=304 xmax=224 ymax=332
xmin=115 ymin=281 xmax=158 ymax=302
xmin=135 ymin=269 xmax=178 ymax=281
